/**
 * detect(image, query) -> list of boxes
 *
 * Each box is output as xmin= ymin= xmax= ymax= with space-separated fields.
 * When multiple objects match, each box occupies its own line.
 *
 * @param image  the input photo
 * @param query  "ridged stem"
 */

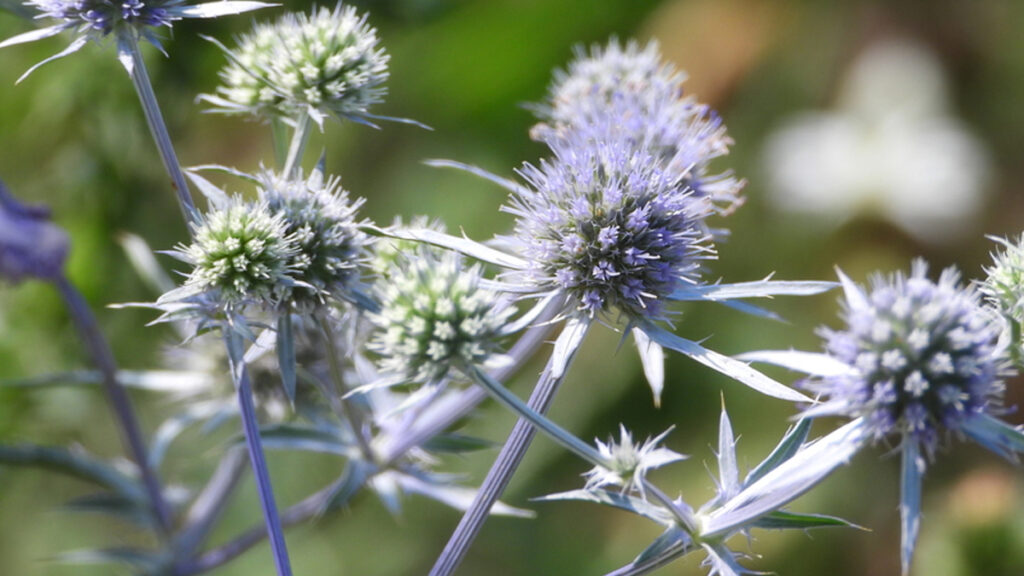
xmin=124 ymin=36 xmax=197 ymax=227
xmin=282 ymin=112 xmax=313 ymax=178
xmin=428 ymin=337 xmax=585 ymax=576
xmin=223 ymin=330 xmax=293 ymax=576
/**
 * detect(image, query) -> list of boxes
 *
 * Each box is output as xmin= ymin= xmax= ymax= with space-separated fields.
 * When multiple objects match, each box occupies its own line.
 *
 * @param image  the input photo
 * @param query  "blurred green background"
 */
xmin=2 ymin=0 xmax=1024 ymax=574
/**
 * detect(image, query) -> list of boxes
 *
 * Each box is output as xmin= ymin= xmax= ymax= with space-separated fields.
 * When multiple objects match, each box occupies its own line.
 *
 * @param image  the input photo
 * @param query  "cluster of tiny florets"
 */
xmin=508 ymin=129 xmax=714 ymax=319
xmin=258 ymin=170 xmax=367 ymax=309
xmin=180 ymin=200 xmax=296 ymax=306
xmin=369 ymin=246 xmax=513 ymax=385
xmin=813 ymin=262 xmax=1008 ymax=452
xmin=29 ymin=0 xmax=179 ymax=36
xmin=204 ymin=3 xmax=389 ymax=124
xmin=531 ymin=39 xmax=743 ymax=214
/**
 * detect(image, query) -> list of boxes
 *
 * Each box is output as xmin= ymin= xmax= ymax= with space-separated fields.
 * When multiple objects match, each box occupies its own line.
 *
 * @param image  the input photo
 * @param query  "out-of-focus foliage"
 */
xmin=1 ymin=1 xmax=1023 ymax=574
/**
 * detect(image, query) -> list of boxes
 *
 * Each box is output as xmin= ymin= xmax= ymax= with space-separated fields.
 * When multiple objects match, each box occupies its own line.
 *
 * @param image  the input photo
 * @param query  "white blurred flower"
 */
xmin=763 ymin=39 xmax=991 ymax=244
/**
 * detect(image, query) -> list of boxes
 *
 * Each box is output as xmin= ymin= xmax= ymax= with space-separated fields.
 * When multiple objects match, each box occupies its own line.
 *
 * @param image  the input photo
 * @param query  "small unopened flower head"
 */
xmin=531 ymin=39 xmax=743 ymax=214
xmin=812 ymin=261 xmax=1008 ymax=453
xmin=370 ymin=246 xmax=513 ymax=384
xmin=0 ymin=180 xmax=68 ymax=283
xmin=508 ymin=129 xmax=714 ymax=319
xmin=178 ymin=200 xmax=297 ymax=306
xmin=583 ymin=425 xmax=685 ymax=497
xmin=203 ymin=3 xmax=389 ymax=126
xmin=981 ymin=234 xmax=1024 ymax=333
xmin=258 ymin=170 xmax=367 ymax=309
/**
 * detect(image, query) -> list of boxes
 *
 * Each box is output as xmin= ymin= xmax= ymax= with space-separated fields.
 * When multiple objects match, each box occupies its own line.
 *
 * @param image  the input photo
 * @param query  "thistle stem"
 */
xmin=428 ymin=336 xmax=586 ymax=576
xmin=54 ymin=275 xmax=173 ymax=534
xmin=223 ymin=330 xmax=293 ymax=576
xmin=283 ymin=112 xmax=313 ymax=178
xmin=124 ymin=35 xmax=198 ymax=227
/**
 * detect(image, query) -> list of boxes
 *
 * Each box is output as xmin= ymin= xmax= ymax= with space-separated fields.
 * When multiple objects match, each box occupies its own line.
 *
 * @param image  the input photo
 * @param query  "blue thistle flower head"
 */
xmin=506 ymin=127 xmax=714 ymax=320
xmin=531 ymin=39 xmax=744 ymax=215
xmin=27 ymin=0 xmax=179 ymax=36
xmin=0 ymin=1 xmax=273 ymax=80
xmin=810 ymin=260 xmax=1009 ymax=453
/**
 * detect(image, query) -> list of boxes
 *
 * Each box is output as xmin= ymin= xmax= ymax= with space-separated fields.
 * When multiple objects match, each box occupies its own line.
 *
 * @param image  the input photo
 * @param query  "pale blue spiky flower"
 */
xmin=257 ymin=169 xmax=368 ymax=310
xmin=169 ymin=199 xmax=298 ymax=307
xmin=369 ymin=242 xmax=514 ymax=386
xmin=808 ymin=260 xmax=1008 ymax=454
xmin=582 ymin=424 xmax=685 ymax=498
xmin=0 ymin=1 xmax=274 ymax=80
xmin=531 ymin=39 xmax=744 ymax=215
xmin=508 ymin=128 xmax=715 ymax=321
xmin=200 ymin=3 xmax=390 ymax=128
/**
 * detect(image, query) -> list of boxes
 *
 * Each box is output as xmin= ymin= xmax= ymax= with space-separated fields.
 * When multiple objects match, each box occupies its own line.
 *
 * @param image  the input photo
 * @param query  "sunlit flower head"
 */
xmin=201 ymin=3 xmax=389 ymax=127
xmin=583 ymin=425 xmax=685 ymax=498
xmin=257 ymin=169 xmax=368 ymax=310
xmin=369 ymin=244 xmax=513 ymax=385
xmin=810 ymin=261 xmax=1009 ymax=454
xmin=507 ymin=128 xmax=714 ymax=320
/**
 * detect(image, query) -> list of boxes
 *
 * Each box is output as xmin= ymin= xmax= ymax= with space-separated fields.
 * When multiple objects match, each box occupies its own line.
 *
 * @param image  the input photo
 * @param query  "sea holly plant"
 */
xmin=0 ymin=3 xmax=1022 ymax=576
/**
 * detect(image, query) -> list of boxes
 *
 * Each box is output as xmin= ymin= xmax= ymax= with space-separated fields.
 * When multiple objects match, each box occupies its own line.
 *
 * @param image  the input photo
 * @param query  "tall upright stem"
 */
xmin=282 ymin=112 xmax=313 ymax=178
xmin=125 ymin=36 xmax=197 ymax=227
xmin=429 ymin=334 xmax=585 ymax=576
xmin=54 ymin=275 xmax=173 ymax=534
xmin=223 ymin=330 xmax=294 ymax=576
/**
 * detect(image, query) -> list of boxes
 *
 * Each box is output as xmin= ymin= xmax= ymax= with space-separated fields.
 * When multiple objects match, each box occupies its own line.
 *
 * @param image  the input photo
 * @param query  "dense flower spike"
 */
xmin=258 ymin=170 xmax=368 ymax=310
xmin=174 ymin=200 xmax=297 ymax=306
xmin=0 ymin=1 xmax=273 ymax=80
xmin=810 ymin=261 xmax=1007 ymax=453
xmin=201 ymin=3 xmax=389 ymax=127
xmin=369 ymin=245 xmax=513 ymax=385
xmin=507 ymin=128 xmax=714 ymax=320
xmin=531 ymin=39 xmax=743 ymax=214
xmin=582 ymin=425 xmax=685 ymax=497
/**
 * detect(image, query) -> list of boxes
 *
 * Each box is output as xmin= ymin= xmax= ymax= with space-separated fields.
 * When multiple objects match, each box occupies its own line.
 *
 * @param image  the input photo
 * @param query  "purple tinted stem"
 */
xmin=55 ymin=275 xmax=173 ymax=533
xmin=223 ymin=330 xmax=293 ymax=576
